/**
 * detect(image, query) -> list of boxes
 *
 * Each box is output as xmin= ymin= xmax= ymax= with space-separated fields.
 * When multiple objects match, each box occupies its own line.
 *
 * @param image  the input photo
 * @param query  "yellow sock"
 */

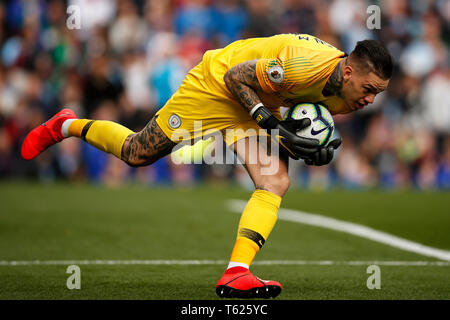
xmin=229 ymin=189 xmax=282 ymax=267
xmin=68 ymin=119 xmax=134 ymax=159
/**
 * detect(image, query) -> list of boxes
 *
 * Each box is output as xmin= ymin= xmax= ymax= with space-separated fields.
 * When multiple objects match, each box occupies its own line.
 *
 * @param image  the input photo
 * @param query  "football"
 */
xmin=283 ymin=102 xmax=334 ymax=147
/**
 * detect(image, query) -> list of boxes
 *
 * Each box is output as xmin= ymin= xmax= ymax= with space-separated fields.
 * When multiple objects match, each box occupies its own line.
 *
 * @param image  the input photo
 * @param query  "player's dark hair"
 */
xmin=349 ymin=40 xmax=393 ymax=80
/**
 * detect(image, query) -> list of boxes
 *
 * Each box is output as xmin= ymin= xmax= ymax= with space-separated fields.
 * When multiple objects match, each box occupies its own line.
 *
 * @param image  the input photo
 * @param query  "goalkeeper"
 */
xmin=22 ymin=34 xmax=392 ymax=299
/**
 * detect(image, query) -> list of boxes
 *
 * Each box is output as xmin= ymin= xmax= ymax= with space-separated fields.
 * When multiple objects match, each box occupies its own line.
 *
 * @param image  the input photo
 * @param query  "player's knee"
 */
xmin=121 ymin=122 xmax=176 ymax=168
xmin=121 ymin=135 xmax=158 ymax=167
xmin=123 ymin=150 xmax=159 ymax=167
xmin=257 ymin=173 xmax=290 ymax=197
xmin=124 ymin=157 xmax=155 ymax=168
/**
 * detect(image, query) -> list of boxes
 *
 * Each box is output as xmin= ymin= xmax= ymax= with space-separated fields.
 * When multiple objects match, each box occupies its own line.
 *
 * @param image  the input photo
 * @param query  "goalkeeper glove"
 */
xmin=250 ymin=104 xmax=319 ymax=160
xmin=304 ymin=138 xmax=342 ymax=166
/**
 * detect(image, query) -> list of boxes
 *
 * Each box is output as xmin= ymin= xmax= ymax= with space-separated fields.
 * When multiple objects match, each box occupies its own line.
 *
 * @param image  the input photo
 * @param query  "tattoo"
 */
xmin=322 ymin=59 xmax=345 ymax=98
xmin=224 ymin=60 xmax=263 ymax=112
xmin=122 ymin=116 xmax=176 ymax=166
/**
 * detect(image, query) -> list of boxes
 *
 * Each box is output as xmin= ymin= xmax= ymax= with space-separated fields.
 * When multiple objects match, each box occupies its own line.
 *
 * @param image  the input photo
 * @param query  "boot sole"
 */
xmin=216 ymin=284 xmax=281 ymax=299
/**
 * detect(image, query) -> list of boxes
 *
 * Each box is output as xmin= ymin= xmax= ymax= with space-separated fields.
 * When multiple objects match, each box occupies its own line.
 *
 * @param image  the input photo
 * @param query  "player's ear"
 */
xmin=343 ymin=65 xmax=353 ymax=82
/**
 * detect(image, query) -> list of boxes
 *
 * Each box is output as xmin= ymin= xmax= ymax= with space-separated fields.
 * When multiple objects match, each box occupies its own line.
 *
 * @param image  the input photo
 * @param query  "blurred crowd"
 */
xmin=0 ymin=0 xmax=449 ymax=190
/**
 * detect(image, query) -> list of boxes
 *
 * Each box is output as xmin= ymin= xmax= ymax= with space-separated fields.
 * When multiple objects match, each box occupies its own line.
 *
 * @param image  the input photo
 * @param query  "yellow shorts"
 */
xmin=155 ymin=62 xmax=280 ymax=147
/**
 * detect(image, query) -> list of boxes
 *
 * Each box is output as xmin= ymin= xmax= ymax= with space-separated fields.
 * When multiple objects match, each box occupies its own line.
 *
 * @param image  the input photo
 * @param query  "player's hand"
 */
xmin=304 ymin=138 xmax=342 ymax=166
xmin=275 ymin=118 xmax=320 ymax=160
xmin=251 ymin=104 xmax=320 ymax=159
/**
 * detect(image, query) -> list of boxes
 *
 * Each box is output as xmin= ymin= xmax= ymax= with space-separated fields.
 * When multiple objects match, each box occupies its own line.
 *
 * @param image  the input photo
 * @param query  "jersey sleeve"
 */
xmin=256 ymin=58 xmax=286 ymax=93
xmin=256 ymin=45 xmax=344 ymax=93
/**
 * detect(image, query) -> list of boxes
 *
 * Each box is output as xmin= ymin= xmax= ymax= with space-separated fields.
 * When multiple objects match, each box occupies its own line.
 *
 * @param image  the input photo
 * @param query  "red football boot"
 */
xmin=21 ymin=108 xmax=77 ymax=160
xmin=216 ymin=267 xmax=282 ymax=299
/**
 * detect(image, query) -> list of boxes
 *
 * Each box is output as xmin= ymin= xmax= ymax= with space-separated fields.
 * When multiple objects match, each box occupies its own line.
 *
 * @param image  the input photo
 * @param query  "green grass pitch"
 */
xmin=0 ymin=182 xmax=449 ymax=299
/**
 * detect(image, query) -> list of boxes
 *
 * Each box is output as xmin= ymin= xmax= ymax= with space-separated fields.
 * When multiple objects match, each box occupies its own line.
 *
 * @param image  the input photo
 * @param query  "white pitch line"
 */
xmin=228 ymin=200 xmax=450 ymax=262
xmin=0 ymin=260 xmax=448 ymax=266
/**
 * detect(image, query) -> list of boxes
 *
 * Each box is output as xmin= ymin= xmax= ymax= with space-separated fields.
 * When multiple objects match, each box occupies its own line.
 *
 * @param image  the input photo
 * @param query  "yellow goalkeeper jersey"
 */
xmin=201 ymin=33 xmax=348 ymax=115
xmin=156 ymin=34 xmax=348 ymax=146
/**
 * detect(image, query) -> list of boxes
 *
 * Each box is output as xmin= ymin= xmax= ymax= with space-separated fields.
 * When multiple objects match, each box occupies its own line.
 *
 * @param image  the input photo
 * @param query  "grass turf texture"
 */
xmin=0 ymin=182 xmax=449 ymax=299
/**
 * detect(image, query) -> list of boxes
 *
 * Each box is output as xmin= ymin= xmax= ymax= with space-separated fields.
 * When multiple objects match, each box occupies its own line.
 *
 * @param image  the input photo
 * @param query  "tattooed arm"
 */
xmin=224 ymin=59 xmax=319 ymax=159
xmin=223 ymin=60 xmax=263 ymax=113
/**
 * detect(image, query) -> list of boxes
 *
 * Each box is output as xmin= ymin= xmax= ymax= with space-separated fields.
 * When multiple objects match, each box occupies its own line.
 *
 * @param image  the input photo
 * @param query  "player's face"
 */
xmin=341 ymin=67 xmax=389 ymax=112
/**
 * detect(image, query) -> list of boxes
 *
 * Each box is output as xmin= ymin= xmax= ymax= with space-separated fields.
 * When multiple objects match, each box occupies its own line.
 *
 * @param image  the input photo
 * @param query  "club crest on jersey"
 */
xmin=267 ymin=66 xmax=284 ymax=84
xmin=168 ymin=114 xmax=181 ymax=129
